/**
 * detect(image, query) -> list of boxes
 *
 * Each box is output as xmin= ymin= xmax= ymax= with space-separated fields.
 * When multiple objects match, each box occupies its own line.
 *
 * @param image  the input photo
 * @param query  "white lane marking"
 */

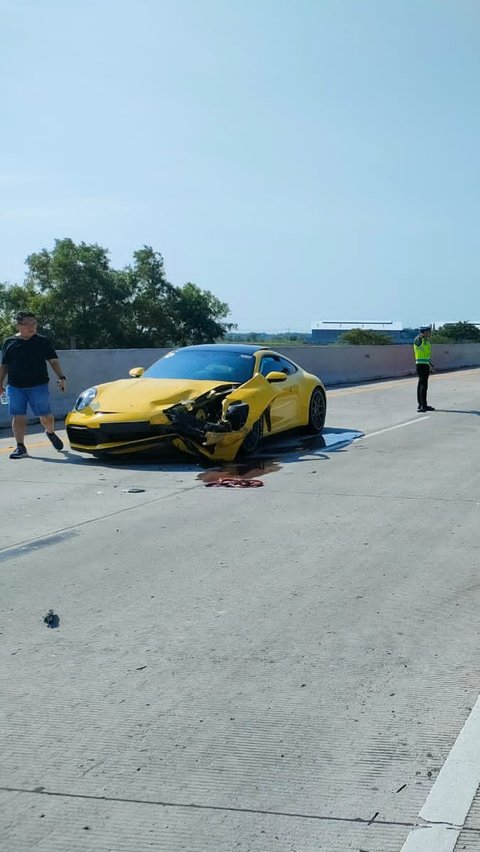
xmin=400 ymin=824 xmax=460 ymax=852
xmin=400 ymin=693 xmax=480 ymax=851
xmin=362 ymin=417 xmax=429 ymax=439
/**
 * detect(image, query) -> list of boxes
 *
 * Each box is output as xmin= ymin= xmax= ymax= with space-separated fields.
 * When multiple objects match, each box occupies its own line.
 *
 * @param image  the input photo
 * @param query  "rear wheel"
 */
xmin=307 ymin=388 xmax=326 ymax=433
xmin=239 ymin=417 xmax=263 ymax=456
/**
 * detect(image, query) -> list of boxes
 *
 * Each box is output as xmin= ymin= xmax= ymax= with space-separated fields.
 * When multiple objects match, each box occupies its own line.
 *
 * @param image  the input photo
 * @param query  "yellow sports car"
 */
xmin=66 ymin=344 xmax=327 ymax=461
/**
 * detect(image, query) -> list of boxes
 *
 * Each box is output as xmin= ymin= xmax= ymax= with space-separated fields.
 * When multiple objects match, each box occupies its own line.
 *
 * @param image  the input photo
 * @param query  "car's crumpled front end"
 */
xmin=66 ymin=374 xmax=278 ymax=461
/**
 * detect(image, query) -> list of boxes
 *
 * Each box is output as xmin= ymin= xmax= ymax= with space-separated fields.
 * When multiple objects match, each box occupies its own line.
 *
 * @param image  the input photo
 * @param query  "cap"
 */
xmin=419 ymin=325 xmax=432 ymax=332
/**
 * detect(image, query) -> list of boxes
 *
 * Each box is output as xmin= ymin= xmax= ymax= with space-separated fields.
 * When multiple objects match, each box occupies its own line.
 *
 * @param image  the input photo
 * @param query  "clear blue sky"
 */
xmin=1 ymin=0 xmax=479 ymax=331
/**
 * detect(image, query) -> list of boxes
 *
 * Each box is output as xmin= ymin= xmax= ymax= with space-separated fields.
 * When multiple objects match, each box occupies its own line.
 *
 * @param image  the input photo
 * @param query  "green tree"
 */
xmin=436 ymin=321 xmax=480 ymax=343
xmin=338 ymin=328 xmax=393 ymax=345
xmin=430 ymin=331 xmax=453 ymax=343
xmin=24 ymin=239 xmax=133 ymax=348
xmin=0 ymin=239 xmax=234 ymax=348
xmin=0 ymin=283 xmax=16 ymax=340
xmin=0 ymin=279 xmax=46 ymax=328
xmin=123 ymin=246 xmax=178 ymax=346
xmin=170 ymin=282 xmax=235 ymax=346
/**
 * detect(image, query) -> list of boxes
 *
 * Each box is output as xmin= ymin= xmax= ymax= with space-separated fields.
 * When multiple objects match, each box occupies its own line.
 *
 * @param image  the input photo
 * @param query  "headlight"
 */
xmin=75 ymin=387 xmax=97 ymax=411
xmin=225 ymin=402 xmax=249 ymax=430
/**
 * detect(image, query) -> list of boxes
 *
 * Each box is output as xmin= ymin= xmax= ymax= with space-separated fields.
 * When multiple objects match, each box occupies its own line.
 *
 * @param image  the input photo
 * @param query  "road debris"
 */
xmin=204 ymin=478 xmax=264 ymax=488
xmin=43 ymin=610 xmax=59 ymax=628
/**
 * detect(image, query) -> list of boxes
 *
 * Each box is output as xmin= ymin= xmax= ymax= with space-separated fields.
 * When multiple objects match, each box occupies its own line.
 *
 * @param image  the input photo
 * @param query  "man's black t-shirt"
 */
xmin=1 ymin=334 xmax=58 ymax=388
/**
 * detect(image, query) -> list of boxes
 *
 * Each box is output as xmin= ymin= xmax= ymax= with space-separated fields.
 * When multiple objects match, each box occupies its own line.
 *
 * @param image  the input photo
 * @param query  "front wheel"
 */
xmin=239 ymin=417 xmax=263 ymax=456
xmin=306 ymin=388 xmax=326 ymax=434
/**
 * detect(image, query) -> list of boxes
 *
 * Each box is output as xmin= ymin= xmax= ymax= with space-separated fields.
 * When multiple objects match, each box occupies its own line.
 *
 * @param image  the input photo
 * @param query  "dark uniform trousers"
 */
xmin=416 ymin=364 xmax=430 ymax=408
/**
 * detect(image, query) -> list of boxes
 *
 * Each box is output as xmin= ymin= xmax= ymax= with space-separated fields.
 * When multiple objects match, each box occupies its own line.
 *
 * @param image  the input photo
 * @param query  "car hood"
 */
xmin=90 ymin=378 xmax=238 ymax=413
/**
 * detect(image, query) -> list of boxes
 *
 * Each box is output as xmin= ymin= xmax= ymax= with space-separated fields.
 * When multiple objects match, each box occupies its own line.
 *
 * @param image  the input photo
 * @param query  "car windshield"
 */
xmin=143 ymin=349 xmax=256 ymax=384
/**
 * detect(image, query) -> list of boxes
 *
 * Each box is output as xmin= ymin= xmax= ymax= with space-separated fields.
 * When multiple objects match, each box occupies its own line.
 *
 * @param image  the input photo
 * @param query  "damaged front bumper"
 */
xmin=66 ymin=374 xmax=278 ymax=461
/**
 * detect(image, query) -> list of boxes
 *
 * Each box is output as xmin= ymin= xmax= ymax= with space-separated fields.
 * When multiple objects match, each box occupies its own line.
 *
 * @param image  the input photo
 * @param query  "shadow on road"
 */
xmin=68 ymin=427 xmax=364 ymax=478
xmin=434 ymin=409 xmax=480 ymax=416
xmin=2 ymin=425 xmax=364 ymax=476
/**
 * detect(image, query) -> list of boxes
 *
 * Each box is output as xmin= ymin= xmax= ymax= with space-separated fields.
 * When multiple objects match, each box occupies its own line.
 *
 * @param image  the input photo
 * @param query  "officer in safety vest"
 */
xmin=413 ymin=326 xmax=435 ymax=412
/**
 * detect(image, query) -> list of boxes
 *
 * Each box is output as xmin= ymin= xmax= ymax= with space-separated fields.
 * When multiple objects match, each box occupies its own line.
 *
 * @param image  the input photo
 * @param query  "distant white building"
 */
xmin=311 ymin=320 xmax=408 ymax=344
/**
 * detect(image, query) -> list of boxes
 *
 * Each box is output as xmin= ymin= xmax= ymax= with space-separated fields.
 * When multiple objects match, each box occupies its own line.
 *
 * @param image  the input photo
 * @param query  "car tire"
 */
xmin=306 ymin=387 xmax=326 ymax=433
xmin=239 ymin=417 xmax=263 ymax=456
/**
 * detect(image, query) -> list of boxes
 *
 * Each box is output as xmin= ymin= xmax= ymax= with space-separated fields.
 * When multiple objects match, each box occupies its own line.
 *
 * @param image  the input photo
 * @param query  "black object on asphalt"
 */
xmin=43 ymin=609 xmax=60 ymax=628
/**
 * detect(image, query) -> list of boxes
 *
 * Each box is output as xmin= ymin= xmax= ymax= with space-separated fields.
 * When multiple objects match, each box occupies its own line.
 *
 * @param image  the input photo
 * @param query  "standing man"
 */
xmin=0 ymin=311 xmax=67 ymax=459
xmin=413 ymin=325 xmax=435 ymax=413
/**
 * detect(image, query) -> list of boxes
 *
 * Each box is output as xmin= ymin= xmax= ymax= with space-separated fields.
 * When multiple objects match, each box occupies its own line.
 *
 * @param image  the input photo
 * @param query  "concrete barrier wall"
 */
xmin=278 ymin=345 xmax=414 ymax=385
xmin=2 ymin=343 xmax=480 ymax=427
xmin=275 ymin=343 xmax=480 ymax=384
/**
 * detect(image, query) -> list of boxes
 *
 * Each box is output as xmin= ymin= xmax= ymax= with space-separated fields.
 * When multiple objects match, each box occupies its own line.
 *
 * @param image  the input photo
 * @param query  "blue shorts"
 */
xmin=7 ymin=383 xmax=51 ymax=417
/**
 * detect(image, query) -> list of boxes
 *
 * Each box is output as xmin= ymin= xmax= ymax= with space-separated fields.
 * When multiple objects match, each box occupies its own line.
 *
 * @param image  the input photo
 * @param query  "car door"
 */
xmin=258 ymin=354 xmax=300 ymax=433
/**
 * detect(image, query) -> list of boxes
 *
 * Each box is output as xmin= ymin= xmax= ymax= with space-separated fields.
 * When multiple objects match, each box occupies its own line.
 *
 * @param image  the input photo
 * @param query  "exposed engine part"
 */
xmin=165 ymin=405 xmax=233 ymax=440
xmin=164 ymin=385 xmax=249 ymax=443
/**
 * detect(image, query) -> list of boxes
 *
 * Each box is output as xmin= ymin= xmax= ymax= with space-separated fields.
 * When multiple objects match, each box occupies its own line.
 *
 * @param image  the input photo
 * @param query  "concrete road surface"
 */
xmin=2 ymin=369 xmax=480 ymax=852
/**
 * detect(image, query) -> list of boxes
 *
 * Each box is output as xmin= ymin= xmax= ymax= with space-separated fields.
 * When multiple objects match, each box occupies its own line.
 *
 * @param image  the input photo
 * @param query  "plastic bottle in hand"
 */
xmin=0 ymin=388 xmax=8 ymax=405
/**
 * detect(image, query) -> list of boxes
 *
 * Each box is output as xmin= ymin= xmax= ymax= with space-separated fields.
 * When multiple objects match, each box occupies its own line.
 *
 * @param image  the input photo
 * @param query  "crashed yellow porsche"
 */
xmin=65 ymin=344 xmax=327 ymax=462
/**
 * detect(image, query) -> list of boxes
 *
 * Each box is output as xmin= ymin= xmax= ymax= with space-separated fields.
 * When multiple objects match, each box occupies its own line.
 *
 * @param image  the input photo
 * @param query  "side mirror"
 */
xmin=129 ymin=367 xmax=144 ymax=378
xmin=265 ymin=371 xmax=287 ymax=383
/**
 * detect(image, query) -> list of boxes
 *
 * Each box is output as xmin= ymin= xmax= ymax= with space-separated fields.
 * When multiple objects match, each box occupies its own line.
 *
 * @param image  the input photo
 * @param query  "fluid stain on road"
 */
xmin=269 ymin=427 xmax=364 ymax=455
xmin=315 ymin=428 xmax=365 ymax=452
xmin=197 ymin=458 xmax=282 ymax=484
xmin=197 ymin=428 xmax=363 ymax=483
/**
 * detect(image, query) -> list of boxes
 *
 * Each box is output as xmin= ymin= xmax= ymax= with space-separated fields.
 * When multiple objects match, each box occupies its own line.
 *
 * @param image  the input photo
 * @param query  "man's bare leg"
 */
xmin=40 ymin=414 xmax=55 ymax=434
xmin=12 ymin=415 xmax=27 ymax=446
xmin=40 ymin=414 xmax=64 ymax=451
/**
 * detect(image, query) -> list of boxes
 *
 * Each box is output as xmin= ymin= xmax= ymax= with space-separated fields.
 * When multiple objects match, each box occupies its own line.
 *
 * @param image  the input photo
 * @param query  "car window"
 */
xmin=277 ymin=356 xmax=297 ymax=375
xmin=259 ymin=356 xmax=280 ymax=376
xmin=143 ymin=349 xmax=255 ymax=384
xmin=259 ymin=355 xmax=297 ymax=376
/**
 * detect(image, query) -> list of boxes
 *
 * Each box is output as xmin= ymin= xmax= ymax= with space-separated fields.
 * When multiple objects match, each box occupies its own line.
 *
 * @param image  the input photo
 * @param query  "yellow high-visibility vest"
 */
xmin=413 ymin=335 xmax=431 ymax=364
